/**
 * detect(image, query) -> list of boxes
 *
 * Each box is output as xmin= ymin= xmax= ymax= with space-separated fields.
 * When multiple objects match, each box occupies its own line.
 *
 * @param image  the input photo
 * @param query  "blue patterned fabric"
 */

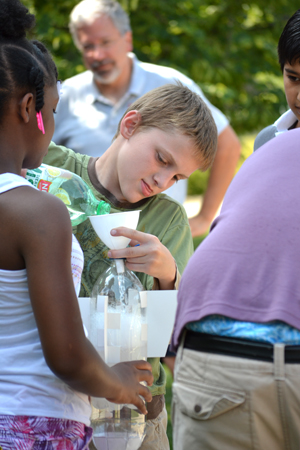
xmin=186 ymin=315 xmax=300 ymax=345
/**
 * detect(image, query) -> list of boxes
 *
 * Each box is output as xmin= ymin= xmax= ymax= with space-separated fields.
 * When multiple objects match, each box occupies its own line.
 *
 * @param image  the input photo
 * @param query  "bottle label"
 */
xmin=25 ymin=164 xmax=72 ymax=188
xmin=25 ymin=164 xmax=72 ymax=204
xmin=38 ymin=179 xmax=52 ymax=192
xmin=25 ymin=166 xmax=44 ymax=189
xmin=26 ymin=165 xmax=53 ymax=190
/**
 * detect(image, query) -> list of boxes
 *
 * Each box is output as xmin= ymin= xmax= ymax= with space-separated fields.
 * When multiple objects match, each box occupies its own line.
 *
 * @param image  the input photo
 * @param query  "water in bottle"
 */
xmin=90 ymin=258 xmax=147 ymax=450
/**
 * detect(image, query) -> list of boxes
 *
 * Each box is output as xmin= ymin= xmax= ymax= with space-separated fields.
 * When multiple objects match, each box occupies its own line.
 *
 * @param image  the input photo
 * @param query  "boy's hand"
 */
xmin=107 ymin=360 xmax=153 ymax=414
xmin=108 ymin=227 xmax=177 ymax=290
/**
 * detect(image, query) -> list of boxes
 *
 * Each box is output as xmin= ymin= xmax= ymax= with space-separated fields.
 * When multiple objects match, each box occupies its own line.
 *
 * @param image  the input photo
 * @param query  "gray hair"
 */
xmin=69 ymin=0 xmax=131 ymax=49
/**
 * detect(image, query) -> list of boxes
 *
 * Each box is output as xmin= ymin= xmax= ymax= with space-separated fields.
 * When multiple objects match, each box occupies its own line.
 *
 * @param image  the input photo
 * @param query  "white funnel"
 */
xmin=89 ymin=210 xmax=141 ymax=250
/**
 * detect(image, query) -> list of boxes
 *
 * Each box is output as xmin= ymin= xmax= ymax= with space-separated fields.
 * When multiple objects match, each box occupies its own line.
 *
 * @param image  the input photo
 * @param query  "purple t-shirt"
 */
xmin=172 ymin=128 xmax=300 ymax=349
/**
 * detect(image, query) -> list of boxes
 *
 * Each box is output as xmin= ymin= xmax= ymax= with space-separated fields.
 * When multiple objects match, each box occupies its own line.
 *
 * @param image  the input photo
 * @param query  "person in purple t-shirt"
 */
xmin=171 ymin=129 xmax=300 ymax=450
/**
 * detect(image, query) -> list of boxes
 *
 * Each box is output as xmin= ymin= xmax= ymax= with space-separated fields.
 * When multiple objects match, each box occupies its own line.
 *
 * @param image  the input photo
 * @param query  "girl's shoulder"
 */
xmin=0 ymin=181 xmax=72 ymax=270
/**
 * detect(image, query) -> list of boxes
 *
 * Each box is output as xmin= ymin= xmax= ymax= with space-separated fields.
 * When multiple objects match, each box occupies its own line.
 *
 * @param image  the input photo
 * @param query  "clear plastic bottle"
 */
xmin=90 ymin=259 xmax=147 ymax=450
xmin=25 ymin=163 xmax=110 ymax=226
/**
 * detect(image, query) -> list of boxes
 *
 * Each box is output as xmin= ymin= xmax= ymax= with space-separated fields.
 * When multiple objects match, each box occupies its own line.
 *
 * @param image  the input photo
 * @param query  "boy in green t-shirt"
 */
xmin=44 ymin=82 xmax=217 ymax=450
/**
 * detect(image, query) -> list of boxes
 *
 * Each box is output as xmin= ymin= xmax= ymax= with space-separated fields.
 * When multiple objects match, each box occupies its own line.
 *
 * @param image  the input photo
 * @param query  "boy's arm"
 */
xmin=44 ymin=141 xmax=90 ymax=176
xmin=189 ymin=125 xmax=241 ymax=237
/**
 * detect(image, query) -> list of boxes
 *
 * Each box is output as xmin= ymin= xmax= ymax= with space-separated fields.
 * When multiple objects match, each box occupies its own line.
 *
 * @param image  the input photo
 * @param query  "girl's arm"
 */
xmin=17 ymin=190 xmax=153 ymax=413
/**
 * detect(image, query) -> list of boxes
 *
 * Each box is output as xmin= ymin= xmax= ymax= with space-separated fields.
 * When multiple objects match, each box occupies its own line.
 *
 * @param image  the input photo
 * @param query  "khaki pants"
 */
xmin=172 ymin=340 xmax=300 ymax=450
xmin=139 ymin=406 xmax=169 ymax=450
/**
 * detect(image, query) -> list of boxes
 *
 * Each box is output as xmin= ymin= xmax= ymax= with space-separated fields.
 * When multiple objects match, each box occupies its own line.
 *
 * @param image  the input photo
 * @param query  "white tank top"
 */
xmin=0 ymin=173 xmax=91 ymax=425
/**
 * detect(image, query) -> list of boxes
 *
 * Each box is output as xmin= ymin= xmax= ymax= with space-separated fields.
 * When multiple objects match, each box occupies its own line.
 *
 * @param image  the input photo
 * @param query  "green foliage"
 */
xmin=22 ymin=0 xmax=298 ymax=133
xmin=188 ymin=133 xmax=255 ymax=198
xmin=23 ymin=0 xmax=83 ymax=80
xmin=129 ymin=0 xmax=294 ymax=134
xmin=187 ymin=167 xmax=210 ymax=196
xmin=163 ymin=363 xmax=173 ymax=449
xmin=237 ymin=133 xmax=256 ymax=169
xmin=193 ymin=232 xmax=209 ymax=251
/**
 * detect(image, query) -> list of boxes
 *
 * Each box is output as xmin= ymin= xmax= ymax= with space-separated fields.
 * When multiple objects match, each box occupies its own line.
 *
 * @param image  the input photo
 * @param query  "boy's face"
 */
xmin=283 ymin=61 xmax=300 ymax=124
xmin=116 ymin=126 xmax=201 ymax=204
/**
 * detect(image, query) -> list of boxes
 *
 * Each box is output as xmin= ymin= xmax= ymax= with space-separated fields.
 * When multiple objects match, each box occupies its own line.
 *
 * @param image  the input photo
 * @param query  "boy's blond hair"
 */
xmin=114 ymin=82 xmax=218 ymax=170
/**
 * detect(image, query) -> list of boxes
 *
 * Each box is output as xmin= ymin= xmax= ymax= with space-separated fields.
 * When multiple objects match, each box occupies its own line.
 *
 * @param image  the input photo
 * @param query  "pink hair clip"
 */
xmin=36 ymin=111 xmax=45 ymax=134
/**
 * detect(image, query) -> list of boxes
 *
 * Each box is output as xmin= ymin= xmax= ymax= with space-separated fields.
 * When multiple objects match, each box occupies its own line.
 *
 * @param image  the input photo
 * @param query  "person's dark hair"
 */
xmin=0 ymin=0 xmax=58 ymax=121
xmin=278 ymin=9 xmax=300 ymax=71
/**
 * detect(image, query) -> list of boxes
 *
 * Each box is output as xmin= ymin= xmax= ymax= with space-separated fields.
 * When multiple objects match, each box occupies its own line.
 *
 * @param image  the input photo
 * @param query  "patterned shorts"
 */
xmin=0 ymin=415 xmax=93 ymax=450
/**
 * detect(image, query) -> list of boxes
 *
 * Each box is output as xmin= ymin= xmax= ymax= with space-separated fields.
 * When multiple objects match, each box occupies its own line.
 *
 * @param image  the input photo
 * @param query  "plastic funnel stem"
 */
xmin=115 ymin=259 xmax=125 ymax=274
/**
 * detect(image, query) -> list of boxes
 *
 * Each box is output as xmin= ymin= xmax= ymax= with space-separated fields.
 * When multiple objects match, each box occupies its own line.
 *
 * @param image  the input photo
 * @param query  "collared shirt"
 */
xmin=53 ymin=53 xmax=228 ymax=203
xmin=254 ymin=109 xmax=298 ymax=151
xmin=274 ymin=109 xmax=298 ymax=136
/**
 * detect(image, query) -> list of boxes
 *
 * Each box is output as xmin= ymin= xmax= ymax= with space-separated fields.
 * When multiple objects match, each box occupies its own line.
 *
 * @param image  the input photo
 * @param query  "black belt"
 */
xmin=184 ymin=330 xmax=300 ymax=363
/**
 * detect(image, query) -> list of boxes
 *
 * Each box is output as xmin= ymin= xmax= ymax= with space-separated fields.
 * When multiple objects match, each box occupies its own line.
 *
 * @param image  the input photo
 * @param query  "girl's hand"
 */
xmin=107 ymin=227 xmax=177 ymax=290
xmin=107 ymin=360 xmax=153 ymax=414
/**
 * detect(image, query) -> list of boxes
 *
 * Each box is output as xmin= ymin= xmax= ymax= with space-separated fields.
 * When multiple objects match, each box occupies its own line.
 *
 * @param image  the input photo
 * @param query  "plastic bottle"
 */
xmin=25 ymin=163 xmax=110 ymax=225
xmin=90 ymin=258 xmax=147 ymax=450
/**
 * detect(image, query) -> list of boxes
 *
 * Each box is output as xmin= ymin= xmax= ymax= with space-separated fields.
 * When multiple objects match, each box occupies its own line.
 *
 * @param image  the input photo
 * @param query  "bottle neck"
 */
xmin=96 ymin=200 xmax=111 ymax=215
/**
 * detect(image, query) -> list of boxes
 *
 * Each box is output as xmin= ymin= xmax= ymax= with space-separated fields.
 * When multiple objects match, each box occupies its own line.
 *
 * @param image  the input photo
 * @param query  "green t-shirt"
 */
xmin=44 ymin=141 xmax=194 ymax=396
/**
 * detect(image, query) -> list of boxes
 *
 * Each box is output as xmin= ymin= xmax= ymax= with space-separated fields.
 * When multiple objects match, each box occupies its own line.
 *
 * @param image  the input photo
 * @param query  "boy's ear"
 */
xmin=120 ymin=110 xmax=142 ymax=139
xmin=19 ymin=93 xmax=34 ymax=124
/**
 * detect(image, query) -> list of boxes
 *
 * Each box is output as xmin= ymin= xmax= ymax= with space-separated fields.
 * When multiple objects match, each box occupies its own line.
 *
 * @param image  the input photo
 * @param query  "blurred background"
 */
xmin=22 ymin=1 xmax=299 ymax=241
xmin=22 ymin=1 xmax=297 ymax=243
xmin=22 ymin=2 xmax=300 ymax=445
xmin=23 ymin=0 xmax=294 ymax=134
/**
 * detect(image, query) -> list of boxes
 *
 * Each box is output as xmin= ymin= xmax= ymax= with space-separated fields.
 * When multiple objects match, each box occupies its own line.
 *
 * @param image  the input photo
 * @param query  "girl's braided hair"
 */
xmin=0 ymin=0 xmax=58 ymax=120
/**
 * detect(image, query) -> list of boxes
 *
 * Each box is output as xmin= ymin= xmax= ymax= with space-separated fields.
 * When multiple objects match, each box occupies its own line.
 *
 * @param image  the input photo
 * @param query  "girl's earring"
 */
xmin=36 ymin=111 xmax=45 ymax=134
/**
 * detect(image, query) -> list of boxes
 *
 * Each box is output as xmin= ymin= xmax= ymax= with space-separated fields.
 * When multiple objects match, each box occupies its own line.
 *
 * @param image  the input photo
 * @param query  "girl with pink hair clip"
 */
xmin=0 ymin=1 xmax=153 ymax=448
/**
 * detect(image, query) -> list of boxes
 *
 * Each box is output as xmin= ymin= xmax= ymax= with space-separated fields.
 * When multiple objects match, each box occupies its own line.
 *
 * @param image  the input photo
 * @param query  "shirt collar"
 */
xmin=274 ymin=109 xmax=298 ymax=133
